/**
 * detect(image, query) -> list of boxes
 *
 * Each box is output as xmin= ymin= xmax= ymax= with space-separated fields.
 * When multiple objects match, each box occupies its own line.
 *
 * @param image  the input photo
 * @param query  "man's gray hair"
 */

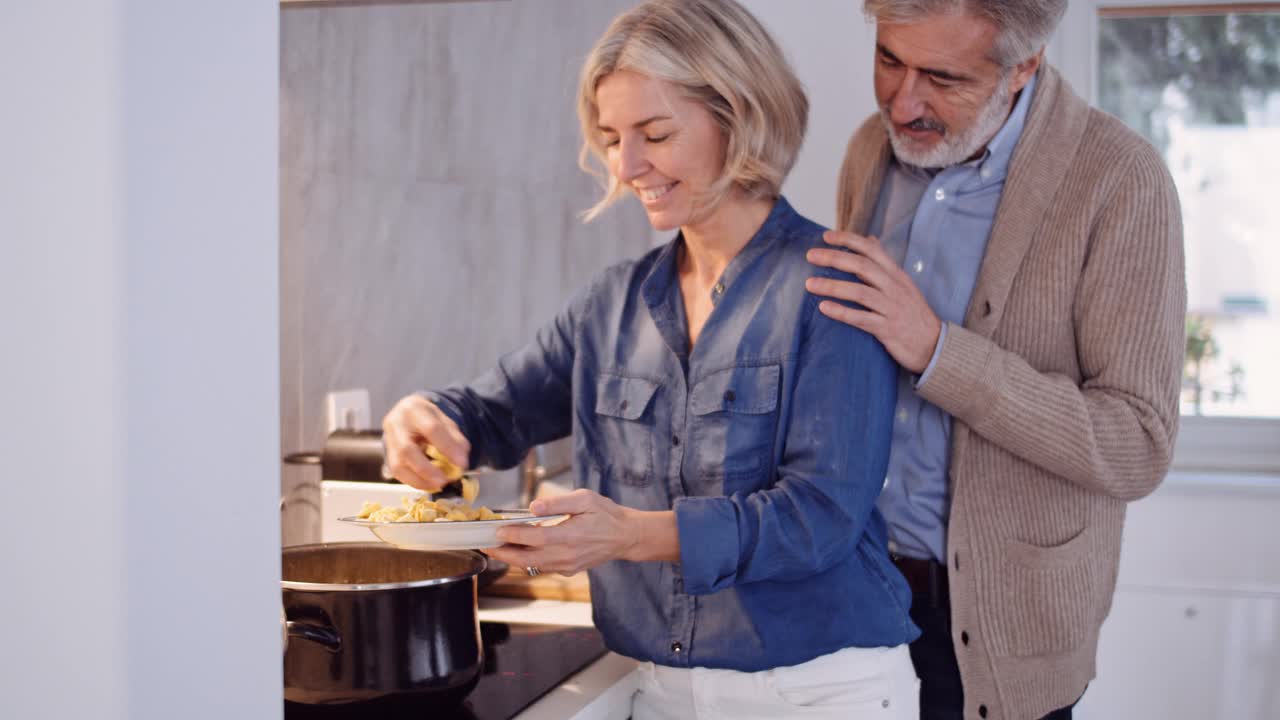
xmin=863 ymin=0 xmax=1067 ymax=67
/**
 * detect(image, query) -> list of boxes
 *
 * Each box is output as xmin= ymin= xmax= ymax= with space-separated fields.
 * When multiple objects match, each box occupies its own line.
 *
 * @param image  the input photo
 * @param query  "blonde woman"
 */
xmin=382 ymin=1 xmax=919 ymax=717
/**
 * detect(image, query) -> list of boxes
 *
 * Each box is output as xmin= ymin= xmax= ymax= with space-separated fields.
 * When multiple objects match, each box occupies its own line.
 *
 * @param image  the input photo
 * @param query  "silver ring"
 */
xmin=525 ymin=566 xmax=541 ymax=577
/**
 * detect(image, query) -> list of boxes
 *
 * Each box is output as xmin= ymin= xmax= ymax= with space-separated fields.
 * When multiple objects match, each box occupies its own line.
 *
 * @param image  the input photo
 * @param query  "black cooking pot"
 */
xmin=282 ymin=543 xmax=487 ymax=718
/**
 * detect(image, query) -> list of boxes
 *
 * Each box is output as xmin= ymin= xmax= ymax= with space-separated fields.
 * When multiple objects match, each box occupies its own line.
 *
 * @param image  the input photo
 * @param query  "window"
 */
xmin=1053 ymin=2 xmax=1280 ymax=472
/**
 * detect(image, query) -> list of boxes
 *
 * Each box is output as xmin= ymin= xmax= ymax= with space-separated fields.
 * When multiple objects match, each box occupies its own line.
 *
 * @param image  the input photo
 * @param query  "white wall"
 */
xmin=1 ymin=3 xmax=127 ymax=715
xmin=0 ymin=2 xmax=281 ymax=718
xmin=742 ymin=0 xmax=878 ymax=229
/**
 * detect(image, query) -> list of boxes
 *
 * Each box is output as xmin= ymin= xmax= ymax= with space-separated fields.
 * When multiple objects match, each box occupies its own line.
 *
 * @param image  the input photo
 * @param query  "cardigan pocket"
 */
xmin=987 ymin=525 xmax=1099 ymax=657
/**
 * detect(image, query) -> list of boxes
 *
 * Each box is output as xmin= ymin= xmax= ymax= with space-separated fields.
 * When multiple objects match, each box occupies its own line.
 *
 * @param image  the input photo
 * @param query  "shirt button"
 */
xmin=961 ymin=631 xmax=970 ymax=646
xmin=896 ymin=408 xmax=909 ymax=424
xmin=980 ymin=167 xmax=992 ymax=179
xmin=671 ymin=642 xmax=683 ymax=653
xmin=912 ymin=260 xmax=924 ymax=274
xmin=979 ymin=705 xmax=989 ymax=718
xmin=671 ymin=435 xmax=680 ymax=447
xmin=619 ymin=400 xmax=629 ymax=412
xmin=723 ymin=390 xmax=735 ymax=403
xmin=935 ymin=188 xmax=947 ymax=201
xmin=713 ymin=282 xmax=725 ymax=295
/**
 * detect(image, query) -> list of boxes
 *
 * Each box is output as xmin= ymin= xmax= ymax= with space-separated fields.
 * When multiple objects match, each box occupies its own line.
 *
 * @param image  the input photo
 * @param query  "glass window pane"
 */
xmin=1098 ymin=7 xmax=1280 ymax=418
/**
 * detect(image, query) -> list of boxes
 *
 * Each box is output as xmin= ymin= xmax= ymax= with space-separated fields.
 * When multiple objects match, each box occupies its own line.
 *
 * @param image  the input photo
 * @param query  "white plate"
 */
xmin=338 ymin=511 xmax=570 ymax=550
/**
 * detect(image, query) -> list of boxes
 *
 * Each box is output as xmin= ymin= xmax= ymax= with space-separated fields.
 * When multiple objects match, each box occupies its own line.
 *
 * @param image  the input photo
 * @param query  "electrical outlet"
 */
xmin=325 ymin=389 xmax=371 ymax=434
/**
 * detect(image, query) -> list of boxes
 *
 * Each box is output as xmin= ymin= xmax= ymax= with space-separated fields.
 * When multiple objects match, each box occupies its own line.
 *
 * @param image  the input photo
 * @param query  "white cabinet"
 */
xmin=1076 ymin=588 xmax=1280 ymax=719
xmin=1075 ymin=473 xmax=1280 ymax=719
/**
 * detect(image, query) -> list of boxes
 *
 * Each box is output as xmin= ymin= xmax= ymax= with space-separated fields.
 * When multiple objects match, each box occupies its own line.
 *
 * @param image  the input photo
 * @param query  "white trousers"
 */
xmin=630 ymin=644 xmax=919 ymax=720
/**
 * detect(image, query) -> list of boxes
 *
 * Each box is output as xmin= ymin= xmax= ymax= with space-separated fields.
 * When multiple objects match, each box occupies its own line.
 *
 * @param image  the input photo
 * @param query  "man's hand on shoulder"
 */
xmin=806 ymin=230 xmax=943 ymax=375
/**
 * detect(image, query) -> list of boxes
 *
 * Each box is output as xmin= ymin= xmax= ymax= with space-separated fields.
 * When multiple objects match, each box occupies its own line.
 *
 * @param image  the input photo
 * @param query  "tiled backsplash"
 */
xmin=280 ymin=0 xmax=653 ymax=545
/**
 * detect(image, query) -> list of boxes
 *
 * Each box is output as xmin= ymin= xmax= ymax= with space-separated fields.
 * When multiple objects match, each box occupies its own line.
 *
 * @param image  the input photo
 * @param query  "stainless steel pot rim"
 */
xmin=282 ymin=576 xmax=475 ymax=591
xmin=282 ymin=543 xmax=487 ymax=592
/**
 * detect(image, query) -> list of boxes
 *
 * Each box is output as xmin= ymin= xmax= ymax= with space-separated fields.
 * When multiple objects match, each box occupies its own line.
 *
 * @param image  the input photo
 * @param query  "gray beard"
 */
xmin=881 ymin=77 xmax=1013 ymax=169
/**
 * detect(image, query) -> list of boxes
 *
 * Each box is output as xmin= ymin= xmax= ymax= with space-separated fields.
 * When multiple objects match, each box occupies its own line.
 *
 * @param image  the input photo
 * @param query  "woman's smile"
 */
xmin=637 ymin=181 xmax=679 ymax=205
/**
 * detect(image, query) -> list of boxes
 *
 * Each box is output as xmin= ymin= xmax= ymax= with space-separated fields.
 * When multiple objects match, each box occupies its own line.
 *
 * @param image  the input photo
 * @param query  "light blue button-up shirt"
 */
xmin=871 ymin=73 xmax=1038 ymax=562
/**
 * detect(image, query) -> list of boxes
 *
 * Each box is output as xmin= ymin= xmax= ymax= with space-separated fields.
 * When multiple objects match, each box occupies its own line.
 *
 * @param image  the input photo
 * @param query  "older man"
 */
xmin=806 ymin=1 xmax=1186 ymax=719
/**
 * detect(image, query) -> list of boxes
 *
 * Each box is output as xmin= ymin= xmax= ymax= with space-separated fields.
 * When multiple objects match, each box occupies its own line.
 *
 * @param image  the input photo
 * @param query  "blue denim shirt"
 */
xmin=429 ymin=198 xmax=918 ymax=672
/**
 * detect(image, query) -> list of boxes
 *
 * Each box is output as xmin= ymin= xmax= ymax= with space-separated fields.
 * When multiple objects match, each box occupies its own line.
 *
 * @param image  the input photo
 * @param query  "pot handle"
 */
xmin=286 ymin=620 xmax=342 ymax=653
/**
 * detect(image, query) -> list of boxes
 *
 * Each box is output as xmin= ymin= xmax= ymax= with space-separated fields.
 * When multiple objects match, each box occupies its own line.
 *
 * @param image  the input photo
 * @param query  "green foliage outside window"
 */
xmin=1099 ymin=12 xmax=1280 ymax=154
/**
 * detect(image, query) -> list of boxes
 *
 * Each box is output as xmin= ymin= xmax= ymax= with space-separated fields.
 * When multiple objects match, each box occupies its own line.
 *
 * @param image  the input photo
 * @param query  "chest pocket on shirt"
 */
xmin=689 ymin=364 xmax=781 ymax=484
xmin=594 ymin=374 xmax=660 ymax=487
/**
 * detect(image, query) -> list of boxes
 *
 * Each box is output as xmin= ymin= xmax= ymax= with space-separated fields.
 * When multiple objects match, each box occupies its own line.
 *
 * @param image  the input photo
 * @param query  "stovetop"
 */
xmin=284 ymin=621 xmax=608 ymax=720
xmin=452 ymin=622 xmax=608 ymax=719
xmin=285 ymin=621 xmax=606 ymax=720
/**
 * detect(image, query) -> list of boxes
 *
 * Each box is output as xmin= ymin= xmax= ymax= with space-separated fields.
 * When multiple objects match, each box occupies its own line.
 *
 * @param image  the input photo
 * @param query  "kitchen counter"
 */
xmin=478 ymin=597 xmax=641 ymax=720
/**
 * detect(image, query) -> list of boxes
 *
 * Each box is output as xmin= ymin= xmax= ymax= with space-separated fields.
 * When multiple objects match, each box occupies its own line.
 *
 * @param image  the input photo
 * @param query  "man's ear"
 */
xmin=1009 ymin=49 xmax=1043 ymax=94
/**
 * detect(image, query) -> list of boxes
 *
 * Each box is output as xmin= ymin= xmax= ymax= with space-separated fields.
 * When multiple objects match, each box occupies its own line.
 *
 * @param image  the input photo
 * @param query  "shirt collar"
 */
xmin=641 ymin=196 xmax=795 ymax=310
xmin=977 ymin=69 xmax=1037 ymax=175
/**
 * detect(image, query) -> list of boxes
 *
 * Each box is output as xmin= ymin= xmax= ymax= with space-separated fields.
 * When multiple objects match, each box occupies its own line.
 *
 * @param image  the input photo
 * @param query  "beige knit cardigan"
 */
xmin=836 ymin=65 xmax=1186 ymax=720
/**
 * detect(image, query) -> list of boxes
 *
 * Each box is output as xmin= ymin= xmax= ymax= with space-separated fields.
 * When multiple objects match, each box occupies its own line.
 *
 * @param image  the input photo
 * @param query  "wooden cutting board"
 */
xmin=480 ymin=566 xmax=591 ymax=602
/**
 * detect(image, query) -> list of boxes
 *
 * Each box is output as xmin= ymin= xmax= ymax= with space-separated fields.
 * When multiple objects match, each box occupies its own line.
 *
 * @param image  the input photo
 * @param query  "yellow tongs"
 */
xmin=422 ymin=444 xmax=479 ymax=503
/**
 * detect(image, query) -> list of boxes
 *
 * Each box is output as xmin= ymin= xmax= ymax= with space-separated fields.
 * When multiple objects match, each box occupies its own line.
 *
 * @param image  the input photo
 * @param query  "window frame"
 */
xmin=1049 ymin=0 xmax=1280 ymax=474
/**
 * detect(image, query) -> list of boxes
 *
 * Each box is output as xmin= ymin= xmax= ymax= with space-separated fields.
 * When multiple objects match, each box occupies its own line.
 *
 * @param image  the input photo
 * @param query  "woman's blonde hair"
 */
xmin=577 ymin=0 xmax=808 ymax=222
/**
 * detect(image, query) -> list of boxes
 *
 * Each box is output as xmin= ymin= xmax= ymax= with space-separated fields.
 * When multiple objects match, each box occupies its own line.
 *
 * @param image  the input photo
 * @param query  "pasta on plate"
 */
xmin=357 ymin=443 xmax=497 ymax=523
xmin=355 ymin=495 xmax=504 ymax=524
